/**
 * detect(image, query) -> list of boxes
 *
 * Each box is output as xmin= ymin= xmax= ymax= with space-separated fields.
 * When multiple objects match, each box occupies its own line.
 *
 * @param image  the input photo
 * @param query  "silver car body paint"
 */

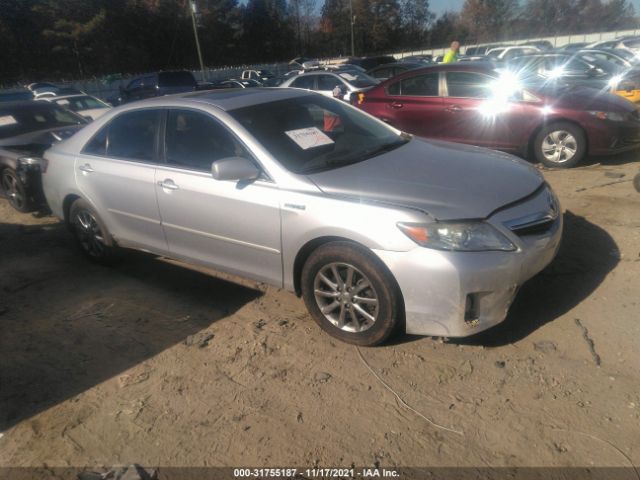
xmin=43 ymin=89 xmax=562 ymax=338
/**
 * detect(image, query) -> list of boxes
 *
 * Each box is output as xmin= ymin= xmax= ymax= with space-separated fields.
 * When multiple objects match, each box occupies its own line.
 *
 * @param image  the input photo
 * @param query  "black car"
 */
xmin=401 ymin=55 xmax=433 ymax=64
xmin=347 ymin=55 xmax=396 ymax=70
xmin=555 ymin=42 xmax=589 ymax=52
xmin=208 ymin=79 xmax=262 ymax=89
xmin=366 ymin=62 xmax=424 ymax=81
xmin=507 ymin=53 xmax=621 ymax=89
xmin=119 ymin=71 xmax=197 ymax=103
xmin=0 ymin=102 xmax=87 ymax=212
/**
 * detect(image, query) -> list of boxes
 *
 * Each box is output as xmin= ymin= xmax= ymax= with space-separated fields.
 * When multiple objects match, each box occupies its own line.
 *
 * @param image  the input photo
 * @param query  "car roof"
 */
xmin=406 ymin=62 xmax=497 ymax=72
xmin=130 ymin=88 xmax=314 ymax=111
xmin=371 ymin=62 xmax=423 ymax=69
xmin=0 ymin=101 xmax=64 ymax=114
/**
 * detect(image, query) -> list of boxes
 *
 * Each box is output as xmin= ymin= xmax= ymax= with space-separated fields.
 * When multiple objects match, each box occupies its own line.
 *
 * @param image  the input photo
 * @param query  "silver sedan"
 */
xmin=42 ymin=89 xmax=562 ymax=345
xmin=278 ymin=70 xmax=379 ymax=101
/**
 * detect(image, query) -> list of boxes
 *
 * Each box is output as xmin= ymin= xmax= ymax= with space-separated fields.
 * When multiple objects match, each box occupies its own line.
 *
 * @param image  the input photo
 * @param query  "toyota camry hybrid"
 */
xmin=42 ymin=89 xmax=562 ymax=346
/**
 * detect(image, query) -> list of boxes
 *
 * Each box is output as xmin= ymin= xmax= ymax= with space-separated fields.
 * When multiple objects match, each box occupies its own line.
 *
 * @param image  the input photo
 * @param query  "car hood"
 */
xmin=306 ymin=138 xmax=544 ymax=221
xmin=531 ymin=84 xmax=637 ymax=112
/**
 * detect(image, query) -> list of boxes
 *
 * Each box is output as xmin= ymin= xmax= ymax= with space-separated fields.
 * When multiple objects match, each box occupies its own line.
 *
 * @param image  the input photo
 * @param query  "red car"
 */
xmin=353 ymin=63 xmax=640 ymax=168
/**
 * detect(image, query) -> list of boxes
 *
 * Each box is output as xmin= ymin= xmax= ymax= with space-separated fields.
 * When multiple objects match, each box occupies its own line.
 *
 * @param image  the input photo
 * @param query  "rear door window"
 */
xmin=317 ymin=75 xmax=344 ymax=91
xmin=399 ymin=73 xmax=439 ymax=96
xmin=291 ymin=76 xmax=316 ymax=90
xmin=445 ymin=72 xmax=491 ymax=98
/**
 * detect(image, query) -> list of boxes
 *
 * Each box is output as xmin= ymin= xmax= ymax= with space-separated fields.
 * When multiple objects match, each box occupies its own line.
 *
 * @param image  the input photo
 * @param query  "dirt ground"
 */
xmin=0 ymin=152 xmax=639 ymax=477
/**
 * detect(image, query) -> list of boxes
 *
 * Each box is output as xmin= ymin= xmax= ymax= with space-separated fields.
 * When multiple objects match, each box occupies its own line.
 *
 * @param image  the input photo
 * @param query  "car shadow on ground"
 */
xmin=0 ymin=220 xmax=263 ymax=432
xmin=584 ymin=148 xmax=640 ymax=167
xmin=451 ymin=210 xmax=619 ymax=347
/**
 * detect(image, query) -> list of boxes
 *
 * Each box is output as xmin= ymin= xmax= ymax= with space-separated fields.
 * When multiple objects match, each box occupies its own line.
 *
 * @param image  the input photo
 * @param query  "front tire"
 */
xmin=533 ymin=122 xmax=586 ymax=169
xmin=69 ymin=198 xmax=117 ymax=264
xmin=301 ymin=242 xmax=400 ymax=346
xmin=1 ymin=168 xmax=31 ymax=213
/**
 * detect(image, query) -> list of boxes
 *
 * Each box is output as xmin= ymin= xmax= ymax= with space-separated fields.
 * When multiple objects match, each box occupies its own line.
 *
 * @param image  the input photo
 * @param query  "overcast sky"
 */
xmin=429 ymin=0 xmax=640 ymax=15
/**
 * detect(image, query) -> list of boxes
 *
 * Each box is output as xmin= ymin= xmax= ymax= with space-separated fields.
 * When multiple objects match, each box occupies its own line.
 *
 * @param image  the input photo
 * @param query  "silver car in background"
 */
xmin=278 ymin=71 xmax=379 ymax=102
xmin=42 ymin=89 xmax=562 ymax=346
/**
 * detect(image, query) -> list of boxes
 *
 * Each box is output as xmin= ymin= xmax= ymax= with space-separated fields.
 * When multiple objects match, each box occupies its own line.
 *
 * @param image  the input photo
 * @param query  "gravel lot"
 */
xmin=0 ymin=153 xmax=639 ymax=476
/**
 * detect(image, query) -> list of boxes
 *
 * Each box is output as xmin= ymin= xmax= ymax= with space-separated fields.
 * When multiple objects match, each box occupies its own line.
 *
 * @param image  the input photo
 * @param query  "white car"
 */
xmin=278 ymin=71 xmax=379 ymax=101
xmin=37 ymin=94 xmax=111 ymax=120
xmin=486 ymin=46 xmax=541 ymax=61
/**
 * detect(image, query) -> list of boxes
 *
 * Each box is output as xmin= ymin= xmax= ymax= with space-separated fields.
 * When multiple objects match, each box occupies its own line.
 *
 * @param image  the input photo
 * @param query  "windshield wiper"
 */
xmin=299 ymin=137 xmax=410 ymax=174
xmin=358 ymin=138 xmax=410 ymax=161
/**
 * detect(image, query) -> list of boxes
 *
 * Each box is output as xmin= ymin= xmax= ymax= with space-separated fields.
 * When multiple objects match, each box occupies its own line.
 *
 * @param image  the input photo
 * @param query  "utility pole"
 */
xmin=189 ymin=0 xmax=206 ymax=80
xmin=349 ymin=0 xmax=355 ymax=57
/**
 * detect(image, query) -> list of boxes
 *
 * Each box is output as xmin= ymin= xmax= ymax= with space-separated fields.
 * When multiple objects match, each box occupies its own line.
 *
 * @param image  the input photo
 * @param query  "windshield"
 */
xmin=229 ymin=95 xmax=408 ymax=174
xmin=55 ymin=95 xmax=108 ymax=112
xmin=337 ymin=71 xmax=379 ymax=88
xmin=487 ymin=49 xmax=504 ymax=57
xmin=0 ymin=103 xmax=84 ymax=139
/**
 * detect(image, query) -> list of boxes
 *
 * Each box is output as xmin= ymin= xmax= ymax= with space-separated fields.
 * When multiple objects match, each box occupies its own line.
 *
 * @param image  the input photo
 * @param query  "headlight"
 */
xmin=588 ymin=111 xmax=626 ymax=121
xmin=397 ymin=222 xmax=516 ymax=252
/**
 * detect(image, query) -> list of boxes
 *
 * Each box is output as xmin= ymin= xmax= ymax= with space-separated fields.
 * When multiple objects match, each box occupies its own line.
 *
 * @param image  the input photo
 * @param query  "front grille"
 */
xmin=509 ymin=218 xmax=555 ymax=236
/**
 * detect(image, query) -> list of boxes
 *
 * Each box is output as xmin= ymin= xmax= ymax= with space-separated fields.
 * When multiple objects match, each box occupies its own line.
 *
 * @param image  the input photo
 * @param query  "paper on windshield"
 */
xmin=0 ymin=115 xmax=17 ymax=126
xmin=285 ymin=127 xmax=334 ymax=150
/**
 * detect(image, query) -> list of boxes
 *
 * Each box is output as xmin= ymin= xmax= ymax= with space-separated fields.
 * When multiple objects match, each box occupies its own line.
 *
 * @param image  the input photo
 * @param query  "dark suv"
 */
xmin=119 ymin=71 xmax=197 ymax=103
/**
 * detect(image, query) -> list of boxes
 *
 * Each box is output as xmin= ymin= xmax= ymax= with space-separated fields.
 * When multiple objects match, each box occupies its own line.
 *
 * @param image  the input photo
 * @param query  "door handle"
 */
xmin=79 ymin=163 xmax=94 ymax=173
xmin=157 ymin=179 xmax=179 ymax=191
xmin=390 ymin=101 xmax=404 ymax=109
xmin=445 ymin=104 xmax=463 ymax=113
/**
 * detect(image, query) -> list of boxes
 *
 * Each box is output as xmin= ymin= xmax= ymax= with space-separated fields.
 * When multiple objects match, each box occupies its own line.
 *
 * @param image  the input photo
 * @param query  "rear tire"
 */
xmin=301 ymin=241 xmax=400 ymax=346
xmin=1 ymin=168 xmax=32 ymax=213
xmin=69 ymin=198 xmax=117 ymax=264
xmin=533 ymin=122 xmax=586 ymax=169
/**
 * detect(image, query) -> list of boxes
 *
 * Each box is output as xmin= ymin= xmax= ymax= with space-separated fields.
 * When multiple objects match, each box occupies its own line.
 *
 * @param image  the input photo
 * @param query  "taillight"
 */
xmin=357 ymin=92 xmax=365 ymax=105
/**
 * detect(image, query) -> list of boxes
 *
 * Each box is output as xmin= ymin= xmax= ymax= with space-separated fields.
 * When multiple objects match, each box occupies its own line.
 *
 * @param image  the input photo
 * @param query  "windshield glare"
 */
xmin=0 ymin=104 xmax=84 ymax=139
xmin=229 ymin=95 xmax=407 ymax=173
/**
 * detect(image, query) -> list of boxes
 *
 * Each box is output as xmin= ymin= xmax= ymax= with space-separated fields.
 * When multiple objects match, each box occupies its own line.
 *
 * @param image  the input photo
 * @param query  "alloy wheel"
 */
xmin=313 ymin=262 xmax=379 ymax=333
xmin=541 ymin=130 xmax=578 ymax=164
xmin=1 ymin=170 xmax=25 ymax=210
xmin=73 ymin=209 xmax=106 ymax=258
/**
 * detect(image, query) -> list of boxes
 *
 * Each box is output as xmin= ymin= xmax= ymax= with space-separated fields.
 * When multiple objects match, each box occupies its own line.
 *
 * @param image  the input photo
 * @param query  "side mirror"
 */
xmin=211 ymin=157 xmax=260 ymax=182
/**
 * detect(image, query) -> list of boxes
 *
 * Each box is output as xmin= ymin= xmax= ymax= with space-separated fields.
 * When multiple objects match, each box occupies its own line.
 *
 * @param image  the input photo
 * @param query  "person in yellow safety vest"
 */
xmin=442 ymin=41 xmax=460 ymax=63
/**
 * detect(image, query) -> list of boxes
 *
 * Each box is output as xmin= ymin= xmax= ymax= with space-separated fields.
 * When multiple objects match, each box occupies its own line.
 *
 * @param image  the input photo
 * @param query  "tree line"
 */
xmin=0 ymin=0 xmax=637 ymax=85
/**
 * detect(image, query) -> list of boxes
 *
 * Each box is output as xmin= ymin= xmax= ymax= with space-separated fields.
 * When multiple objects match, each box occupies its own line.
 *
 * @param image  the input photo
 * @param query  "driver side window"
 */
xmin=165 ymin=110 xmax=250 ymax=171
